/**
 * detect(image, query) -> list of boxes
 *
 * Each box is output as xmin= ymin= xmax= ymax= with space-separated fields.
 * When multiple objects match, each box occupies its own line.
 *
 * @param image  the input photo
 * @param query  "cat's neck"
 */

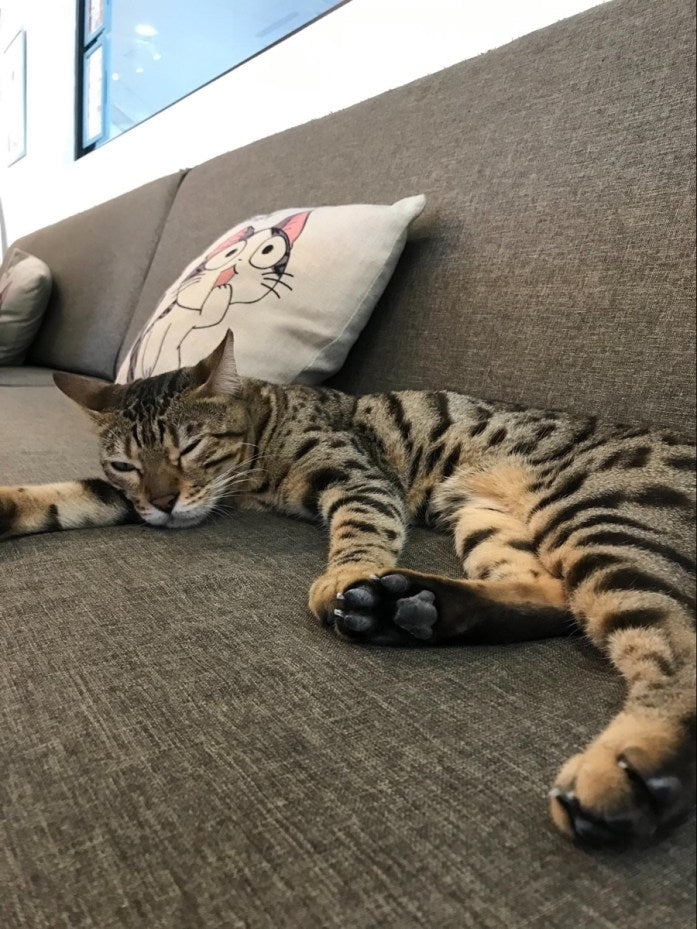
xmin=239 ymin=377 xmax=292 ymax=458
xmin=238 ymin=376 xmax=353 ymax=464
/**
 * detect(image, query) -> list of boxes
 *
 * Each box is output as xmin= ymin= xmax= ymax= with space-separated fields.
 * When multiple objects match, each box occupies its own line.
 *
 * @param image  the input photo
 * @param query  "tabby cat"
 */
xmin=1 ymin=332 xmax=695 ymax=848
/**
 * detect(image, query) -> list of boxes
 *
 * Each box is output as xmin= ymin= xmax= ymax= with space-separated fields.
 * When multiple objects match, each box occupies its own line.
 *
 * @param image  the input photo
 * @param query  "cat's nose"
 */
xmin=150 ymin=492 xmax=179 ymax=514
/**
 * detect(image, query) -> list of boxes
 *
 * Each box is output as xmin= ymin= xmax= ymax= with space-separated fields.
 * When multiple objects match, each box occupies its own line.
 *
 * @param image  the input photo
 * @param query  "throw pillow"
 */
xmin=0 ymin=248 xmax=53 ymax=365
xmin=116 ymin=195 xmax=425 ymax=385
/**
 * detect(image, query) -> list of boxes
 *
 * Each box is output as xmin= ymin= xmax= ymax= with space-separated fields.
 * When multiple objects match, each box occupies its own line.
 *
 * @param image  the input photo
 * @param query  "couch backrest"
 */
xmin=117 ymin=0 xmax=695 ymax=435
xmin=14 ymin=172 xmax=184 ymax=379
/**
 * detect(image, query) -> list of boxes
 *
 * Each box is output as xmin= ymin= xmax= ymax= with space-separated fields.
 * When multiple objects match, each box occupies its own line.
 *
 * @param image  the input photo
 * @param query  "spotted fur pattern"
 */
xmin=1 ymin=334 xmax=694 ymax=848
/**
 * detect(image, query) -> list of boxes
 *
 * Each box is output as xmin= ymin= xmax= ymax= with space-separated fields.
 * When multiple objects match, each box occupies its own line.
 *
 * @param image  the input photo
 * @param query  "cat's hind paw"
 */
xmin=549 ymin=714 xmax=695 ymax=846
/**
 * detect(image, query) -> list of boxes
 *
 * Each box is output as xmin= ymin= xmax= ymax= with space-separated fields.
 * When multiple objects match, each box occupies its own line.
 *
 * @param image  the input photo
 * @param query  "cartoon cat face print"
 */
xmin=123 ymin=210 xmax=311 ymax=381
xmin=178 ymin=211 xmax=311 ymax=310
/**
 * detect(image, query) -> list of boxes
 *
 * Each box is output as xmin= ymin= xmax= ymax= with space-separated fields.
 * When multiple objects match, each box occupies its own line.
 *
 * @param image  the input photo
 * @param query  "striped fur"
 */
xmin=1 ymin=333 xmax=694 ymax=847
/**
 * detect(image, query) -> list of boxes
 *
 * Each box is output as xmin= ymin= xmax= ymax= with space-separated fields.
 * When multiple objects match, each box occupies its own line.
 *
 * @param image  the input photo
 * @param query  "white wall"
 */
xmin=0 ymin=0 xmax=606 ymax=249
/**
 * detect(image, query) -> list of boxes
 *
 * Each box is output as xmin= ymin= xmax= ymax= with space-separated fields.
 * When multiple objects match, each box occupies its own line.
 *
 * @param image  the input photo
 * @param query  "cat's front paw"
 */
xmin=329 ymin=571 xmax=444 ymax=645
xmin=549 ymin=712 xmax=695 ymax=846
xmin=308 ymin=563 xmax=392 ymax=624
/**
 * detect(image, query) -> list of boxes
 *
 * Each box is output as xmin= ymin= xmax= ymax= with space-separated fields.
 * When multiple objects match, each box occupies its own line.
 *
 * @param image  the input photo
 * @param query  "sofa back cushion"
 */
xmin=14 ymin=172 xmax=184 ymax=380
xmin=324 ymin=0 xmax=692 ymax=435
xmin=127 ymin=0 xmax=693 ymax=434
xmin=0 ymin=248 xmax=52 ymax=365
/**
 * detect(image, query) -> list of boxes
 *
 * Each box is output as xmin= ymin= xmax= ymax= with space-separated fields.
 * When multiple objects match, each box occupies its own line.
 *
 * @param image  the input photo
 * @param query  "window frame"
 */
xmin=75 ymin=0 xmax=352 ymax=158
xmin=84 ymin=0 xmax=108 ymax=46
xmin=76 ymin=0 xmax=111 ymax=156
xmin=81 ymin=38 xmax=108 ymax=147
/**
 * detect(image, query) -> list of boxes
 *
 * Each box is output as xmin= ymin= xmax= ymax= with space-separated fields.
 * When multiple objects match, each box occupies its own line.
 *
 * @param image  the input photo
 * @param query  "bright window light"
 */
xmin=134 ymin=23 xmax=158 ymax=37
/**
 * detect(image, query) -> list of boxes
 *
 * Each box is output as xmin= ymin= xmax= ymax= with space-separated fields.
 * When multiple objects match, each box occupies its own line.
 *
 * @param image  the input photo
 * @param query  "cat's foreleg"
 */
xmin=324 ymin=481 xmax=575 ymax=645
xmin=0 ymin=480 xmax=136 ymax=539
xmin=327 ymin=569 xmax=576 ymax=645
xmin=305 ymin=470 xmax=407 ymax=626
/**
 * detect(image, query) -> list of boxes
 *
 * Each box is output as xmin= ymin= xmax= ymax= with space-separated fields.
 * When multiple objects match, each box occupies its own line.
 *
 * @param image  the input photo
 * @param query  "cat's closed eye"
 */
xmin=180 ymin=438 xmax=205 ymax=457
xmin=109 ymin=461 xmax=139 ymax=473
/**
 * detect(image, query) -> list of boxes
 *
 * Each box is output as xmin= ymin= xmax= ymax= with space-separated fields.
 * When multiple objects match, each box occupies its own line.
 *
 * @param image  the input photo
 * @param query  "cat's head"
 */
xmin=54 ymin=332 xmax=253 ymax=529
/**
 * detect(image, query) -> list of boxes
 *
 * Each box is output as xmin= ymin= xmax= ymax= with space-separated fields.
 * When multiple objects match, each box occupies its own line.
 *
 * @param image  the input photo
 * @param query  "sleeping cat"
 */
xmin=1 ymin=332 xmax=694 ymax=848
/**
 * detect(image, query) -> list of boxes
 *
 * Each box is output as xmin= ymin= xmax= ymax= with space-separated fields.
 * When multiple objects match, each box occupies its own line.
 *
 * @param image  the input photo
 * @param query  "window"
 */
xmin=77 ymin=0 xmax=347 ymax=155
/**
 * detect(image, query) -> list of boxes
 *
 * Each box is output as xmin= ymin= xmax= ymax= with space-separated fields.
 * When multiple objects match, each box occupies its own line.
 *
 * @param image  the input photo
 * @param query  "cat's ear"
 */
xmin=193 ymin=330 xmax=242 ymax=397
xmin=275 ymin=210 xmax=311 ymax=245
xmin=53 ymin=372 xmax=120 ymax=415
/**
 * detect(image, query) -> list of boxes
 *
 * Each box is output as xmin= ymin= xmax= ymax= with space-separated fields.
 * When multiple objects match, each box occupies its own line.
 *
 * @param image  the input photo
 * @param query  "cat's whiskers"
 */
xmin=214 ymin=472 xmax=267 ymax=495
xmin=207 ymin=466 xmax=267 ymax=497
xmin=177 ymin=452 xmax=268 ymax=514
xmin=209 ymin=455 xmax=265 ymax=481
xmin=206 ymin=450 xmax=259 ymax=476
xmin=209 ymin=502 xmax=238 ymax=517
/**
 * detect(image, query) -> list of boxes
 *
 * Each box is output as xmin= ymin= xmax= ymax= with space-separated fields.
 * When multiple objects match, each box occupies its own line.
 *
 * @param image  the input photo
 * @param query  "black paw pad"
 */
xmin=617 ymin=747 xmax=693 ymax=825
xmin=333 ymin=608 xmax=375 ymax=634
xmin=331 ymin=573 xmax=441 ymax=645
xmin=549 ymin=788 xmax=646 ymax=846
xmin=393 ymin=590 xmax=437 ymax=639
xmin=551 ymin=742 xmax=695 ymax=847
xmin=343 ymin=585 xmax=379 ymax=611
xmin=379 ymin=573 xmax=411 ymax=596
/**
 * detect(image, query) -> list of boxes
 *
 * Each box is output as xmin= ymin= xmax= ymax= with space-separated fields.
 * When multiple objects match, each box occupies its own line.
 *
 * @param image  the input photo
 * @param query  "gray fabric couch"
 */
xmin=1 ymin=1 xmax=695 ymax=926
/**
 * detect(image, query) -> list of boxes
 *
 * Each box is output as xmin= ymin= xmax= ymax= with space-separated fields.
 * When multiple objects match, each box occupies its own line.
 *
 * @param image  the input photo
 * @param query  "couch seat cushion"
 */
xmin=0 ymin=384 xmax=101 ymax=482
xmin=0 ymin=366 xmax=60 ymax=387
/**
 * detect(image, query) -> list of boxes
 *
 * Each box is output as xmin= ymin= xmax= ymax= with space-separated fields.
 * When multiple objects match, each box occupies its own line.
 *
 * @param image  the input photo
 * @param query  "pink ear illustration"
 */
xmin=206 ymin=225 xmax=255 ymax=261
xmin=275 ymin=210 xmax=311 ymax=245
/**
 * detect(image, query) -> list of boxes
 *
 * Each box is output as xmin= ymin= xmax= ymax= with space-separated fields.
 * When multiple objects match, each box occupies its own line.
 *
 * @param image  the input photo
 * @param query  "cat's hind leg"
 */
xmin=332 ymin=464 xmax=575 ymax=644
xmin=450 ymin=468 xmax=566 ymax=608
xmin=333 ymin=456 xmax=696 ymax=845
xmin=548 ymin=558 xmax=695 ymax=846
xmin=332 ymin=569 xmax=576 ymax=645
xmin=525 ymin=436 xmax=697 ymax=844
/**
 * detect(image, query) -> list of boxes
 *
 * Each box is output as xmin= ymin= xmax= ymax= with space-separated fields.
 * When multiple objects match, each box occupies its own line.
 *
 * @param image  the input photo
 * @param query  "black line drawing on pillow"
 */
xmin=126 ymin=211 xmax=311 ymax=381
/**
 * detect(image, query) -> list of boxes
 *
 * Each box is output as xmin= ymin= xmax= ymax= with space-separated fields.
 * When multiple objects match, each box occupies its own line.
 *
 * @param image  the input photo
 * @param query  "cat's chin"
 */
xmin=164 ymin=510 xmax=211 ymax=530
xmin=139 ymin=507 xmax=211 ymax=530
